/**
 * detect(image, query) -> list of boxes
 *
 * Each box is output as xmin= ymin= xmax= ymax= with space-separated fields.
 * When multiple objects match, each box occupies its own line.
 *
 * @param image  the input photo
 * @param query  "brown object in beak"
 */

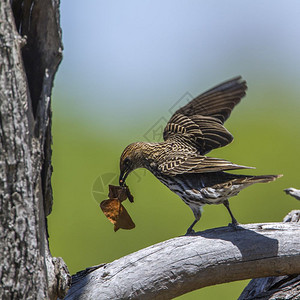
xmin=100 ymin=184 xmax=135 ymax=231
xmin=124 ymin=184 xmax=134 ymax=203
xmin=108 ymin=184 xmax=134 ymax=202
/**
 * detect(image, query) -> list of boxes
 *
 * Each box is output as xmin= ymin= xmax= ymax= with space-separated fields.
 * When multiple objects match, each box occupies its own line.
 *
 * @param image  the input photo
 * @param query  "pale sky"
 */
xmin=53 ymin=1 xmax=300 ymax=128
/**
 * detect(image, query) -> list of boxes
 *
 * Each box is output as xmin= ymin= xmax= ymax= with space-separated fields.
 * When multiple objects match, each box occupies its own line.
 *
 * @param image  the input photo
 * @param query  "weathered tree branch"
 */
xmin=239 ymin=210 xmax=300 ymax=299
xmin=65 ymin=220 xmax=300 ymax=300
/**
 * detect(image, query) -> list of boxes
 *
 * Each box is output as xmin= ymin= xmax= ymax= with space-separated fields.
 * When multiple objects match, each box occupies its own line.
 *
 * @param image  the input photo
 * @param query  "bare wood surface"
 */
xmin=239 ymin=210 xmax=300 ymax=300
xmin=284 ymin=188 xmax=300 ymax=201
xmin=65 ymin=222 xmax=300 ymax=300
xmin=0 ymin=1 xmax=70 ymax=299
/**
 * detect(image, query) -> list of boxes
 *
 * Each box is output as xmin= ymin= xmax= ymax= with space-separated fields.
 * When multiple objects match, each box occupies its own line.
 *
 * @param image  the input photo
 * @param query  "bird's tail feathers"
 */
xmin=239 ymin=174 xmax=282 ymax=184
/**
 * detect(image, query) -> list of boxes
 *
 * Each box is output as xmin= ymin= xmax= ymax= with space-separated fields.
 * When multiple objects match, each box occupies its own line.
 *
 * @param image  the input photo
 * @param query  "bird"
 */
xmin=119 ymin=76 xmax=281 ymax=234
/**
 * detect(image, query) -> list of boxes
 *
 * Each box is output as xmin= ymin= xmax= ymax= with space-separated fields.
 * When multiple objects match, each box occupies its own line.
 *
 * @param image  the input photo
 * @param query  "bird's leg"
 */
xmin=185 ymin=207 xmax=202 ymax=235
xmin=185 ymin=219 xmax=199 ymax=235
xmin=223 ymin=200 xmax=239 ymax=228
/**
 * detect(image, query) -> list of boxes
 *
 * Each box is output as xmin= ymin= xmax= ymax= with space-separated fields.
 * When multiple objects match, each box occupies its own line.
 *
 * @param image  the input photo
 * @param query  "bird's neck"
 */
xmin=136 ymin=142 xmax=164 ymax=171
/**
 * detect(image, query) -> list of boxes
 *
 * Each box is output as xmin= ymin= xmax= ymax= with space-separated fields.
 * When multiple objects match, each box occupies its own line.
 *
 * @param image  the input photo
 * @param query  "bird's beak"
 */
xmin=119 ymin=170 xmax=129 ymax=186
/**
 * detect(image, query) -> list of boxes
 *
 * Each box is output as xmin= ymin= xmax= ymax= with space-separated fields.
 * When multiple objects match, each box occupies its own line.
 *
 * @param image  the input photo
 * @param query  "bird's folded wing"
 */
xmin=157 ymin=154 xmax=254 ymax=176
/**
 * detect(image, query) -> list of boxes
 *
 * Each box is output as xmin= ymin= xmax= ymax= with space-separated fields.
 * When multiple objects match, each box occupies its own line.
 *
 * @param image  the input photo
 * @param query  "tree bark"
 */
xmin=65 ymin=221 xmax=300 ymax=300
xmin=0 ymin=0 xmax=70 ymax=299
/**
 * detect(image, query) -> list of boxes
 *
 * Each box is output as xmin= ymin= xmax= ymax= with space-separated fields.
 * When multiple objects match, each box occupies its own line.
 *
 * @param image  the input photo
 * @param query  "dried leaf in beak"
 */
xmin=100 ymin=184 xmax=135 ymax=231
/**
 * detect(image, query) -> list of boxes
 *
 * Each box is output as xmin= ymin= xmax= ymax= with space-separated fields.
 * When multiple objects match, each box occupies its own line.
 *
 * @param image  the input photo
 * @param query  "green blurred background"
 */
xmin=49 ymin=1 xmax=300 ymax=299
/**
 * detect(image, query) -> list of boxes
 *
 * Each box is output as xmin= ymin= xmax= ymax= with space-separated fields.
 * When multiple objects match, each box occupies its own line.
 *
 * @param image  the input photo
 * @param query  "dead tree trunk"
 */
xmin=0 ymin=1 xmax=70 ymax=299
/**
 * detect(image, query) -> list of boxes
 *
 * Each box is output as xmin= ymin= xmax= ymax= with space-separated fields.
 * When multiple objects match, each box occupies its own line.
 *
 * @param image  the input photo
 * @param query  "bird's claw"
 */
xmin=228 ymin=221 xmax=239 ymax=230
xmin=185 ymin=228 xmax=196 ymax=236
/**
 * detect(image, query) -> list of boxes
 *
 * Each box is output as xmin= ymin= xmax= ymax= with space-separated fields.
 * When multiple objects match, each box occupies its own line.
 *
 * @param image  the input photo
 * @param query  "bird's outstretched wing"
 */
xmin=163 ymin=76 xmax=247 ymax=155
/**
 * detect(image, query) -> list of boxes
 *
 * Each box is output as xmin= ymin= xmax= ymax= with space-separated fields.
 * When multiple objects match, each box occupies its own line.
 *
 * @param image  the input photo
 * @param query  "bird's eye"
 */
xmin=124 ymin=158 xmax=131 ymax=166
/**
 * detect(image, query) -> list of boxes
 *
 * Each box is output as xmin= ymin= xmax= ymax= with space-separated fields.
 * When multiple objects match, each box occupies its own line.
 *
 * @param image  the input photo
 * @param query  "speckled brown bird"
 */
xmin=119 ymin=76 xmax=281 ymax=234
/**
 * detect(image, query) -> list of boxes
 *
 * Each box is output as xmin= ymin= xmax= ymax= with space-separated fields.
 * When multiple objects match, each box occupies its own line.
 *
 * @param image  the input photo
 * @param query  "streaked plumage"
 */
xmin=119 ymin=76 xmax=281 ymax=233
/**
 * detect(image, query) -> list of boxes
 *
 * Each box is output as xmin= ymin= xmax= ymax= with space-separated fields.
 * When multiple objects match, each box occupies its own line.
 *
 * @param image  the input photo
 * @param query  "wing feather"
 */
xmin=176 ymin=76 xmax=247 ymax=122
xmin=157 ymin=151 xmax=253 ymax=176
xmin=163 ymin=76 xmax=247 ymax=155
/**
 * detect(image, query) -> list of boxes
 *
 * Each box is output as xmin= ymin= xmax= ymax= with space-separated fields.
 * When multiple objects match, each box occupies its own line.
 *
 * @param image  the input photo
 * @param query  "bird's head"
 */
xmin=119 ymin=142 xmax=147 ymax=186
